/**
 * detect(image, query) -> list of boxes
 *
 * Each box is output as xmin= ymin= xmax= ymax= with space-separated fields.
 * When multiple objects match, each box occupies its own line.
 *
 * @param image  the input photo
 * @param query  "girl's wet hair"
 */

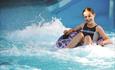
xmin=82 ymin=7 xmax=95 ymax=15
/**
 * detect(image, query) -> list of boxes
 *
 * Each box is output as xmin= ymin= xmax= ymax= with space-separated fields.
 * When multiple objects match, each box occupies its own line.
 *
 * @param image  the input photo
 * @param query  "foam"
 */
xmin=0 ymin=64 xmax=41 ymax=70
xmin=0 ymin=17 xmax=115 ymax=69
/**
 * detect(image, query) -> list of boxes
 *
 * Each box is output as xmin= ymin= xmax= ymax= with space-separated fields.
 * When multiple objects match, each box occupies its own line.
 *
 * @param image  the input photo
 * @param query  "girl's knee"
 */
xmin=74 ymin=32 xmax=84 ymax=39
xmin=78 ymin=32 xmax=84 ymax=37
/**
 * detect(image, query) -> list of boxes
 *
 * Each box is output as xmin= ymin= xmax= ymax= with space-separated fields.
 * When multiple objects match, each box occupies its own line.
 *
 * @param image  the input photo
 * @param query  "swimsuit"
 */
xmin=82 ymin=23 xmax=97 ymax=40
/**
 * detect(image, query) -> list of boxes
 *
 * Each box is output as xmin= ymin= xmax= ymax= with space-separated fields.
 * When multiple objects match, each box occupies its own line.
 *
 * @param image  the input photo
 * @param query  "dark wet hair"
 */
xmin=82 ymin=7 xmax=95 ymax=15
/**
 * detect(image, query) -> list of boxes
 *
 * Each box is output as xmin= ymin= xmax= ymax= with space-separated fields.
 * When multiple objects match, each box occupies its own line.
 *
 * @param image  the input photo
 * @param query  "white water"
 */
xmin=0 ymin=17 xmax=115 ymax=70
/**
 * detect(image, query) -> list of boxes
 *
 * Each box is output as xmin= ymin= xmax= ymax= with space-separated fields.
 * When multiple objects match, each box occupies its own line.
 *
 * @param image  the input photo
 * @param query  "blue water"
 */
xmin=0 ymin=18 xmax=115 ymax=70
xmin=0 ymin=0 xmax=115 ymax=70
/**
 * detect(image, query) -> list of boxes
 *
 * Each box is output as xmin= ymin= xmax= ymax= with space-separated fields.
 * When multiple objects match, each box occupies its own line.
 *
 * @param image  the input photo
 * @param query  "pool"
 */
xmin=0 ymin=18 xmax=115 ymax=70
xmin=0 ymin=0 xmax=115 ymax=70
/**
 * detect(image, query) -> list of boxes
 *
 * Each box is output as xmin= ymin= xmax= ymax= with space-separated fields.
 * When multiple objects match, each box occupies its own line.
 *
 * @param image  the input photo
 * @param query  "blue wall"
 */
xmin=113 ymin=0 xmax=115 ymax=28
xmin=52 ymin=0 xmax=111 ymax=29
xmin=0 ymin=0 xmax=58 ymax=31
xmin=0 ymin=0 xmax=114 ymax=32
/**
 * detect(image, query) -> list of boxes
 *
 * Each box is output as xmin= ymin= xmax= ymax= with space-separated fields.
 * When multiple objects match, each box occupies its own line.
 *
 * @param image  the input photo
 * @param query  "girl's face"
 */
xmin=83 ymin=10 xmax=95 ymax=24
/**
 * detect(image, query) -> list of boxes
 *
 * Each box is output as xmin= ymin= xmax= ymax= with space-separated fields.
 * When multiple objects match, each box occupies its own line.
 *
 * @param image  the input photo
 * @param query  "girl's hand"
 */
xmin=64 ymin=29 xmax=75 ymax=35
xmin=64 ymin=30 xmax=68 ymax=34
xmin=64 ymin=30 xmax=69 ymax=35
xmin=97 ymin=40 xmax=104 ymax=46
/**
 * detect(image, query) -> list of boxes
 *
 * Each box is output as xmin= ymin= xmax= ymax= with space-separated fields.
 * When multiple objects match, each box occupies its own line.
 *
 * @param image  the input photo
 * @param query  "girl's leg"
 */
xmin=67 ymin=32 xmax=84 ymax=48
